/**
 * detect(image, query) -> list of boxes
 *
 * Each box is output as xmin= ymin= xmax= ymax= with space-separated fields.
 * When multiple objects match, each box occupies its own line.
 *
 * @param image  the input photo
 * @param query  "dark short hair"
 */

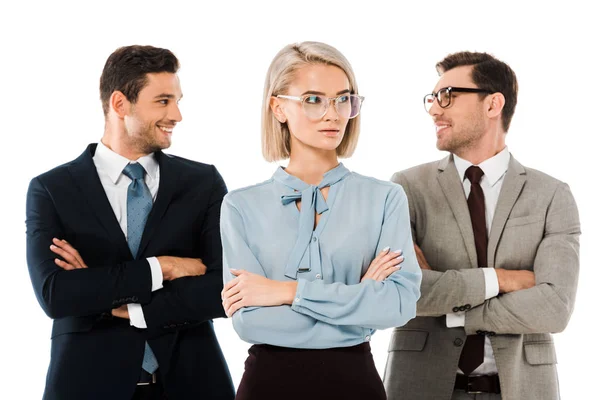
xmin=436 ymin=52 xmax=518 ymax=132
xmin=99 ymin=45 xmax=180 ymax=116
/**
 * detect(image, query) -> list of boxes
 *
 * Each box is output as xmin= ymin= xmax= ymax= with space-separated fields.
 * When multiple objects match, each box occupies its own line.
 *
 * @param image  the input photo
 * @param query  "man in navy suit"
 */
xmin=26 ymin=45 xmax=235 ymax=400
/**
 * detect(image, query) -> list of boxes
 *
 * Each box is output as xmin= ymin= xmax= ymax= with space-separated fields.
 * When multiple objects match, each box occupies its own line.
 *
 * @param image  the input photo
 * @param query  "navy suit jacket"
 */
xmin=26 ymin=144 xmax=235 ymax=400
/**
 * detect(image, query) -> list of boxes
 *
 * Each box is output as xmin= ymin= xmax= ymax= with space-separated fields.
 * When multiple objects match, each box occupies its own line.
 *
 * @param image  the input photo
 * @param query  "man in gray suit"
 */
xmin=384 ymin=52 xmax=580 ymax=400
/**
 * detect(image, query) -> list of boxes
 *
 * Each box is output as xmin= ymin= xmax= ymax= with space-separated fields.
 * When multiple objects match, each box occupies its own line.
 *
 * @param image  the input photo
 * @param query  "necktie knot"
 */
xmin=465 ymin=165 xmax=484 ymax=184
xmin=123 ymin=163 xmax=146 ymax=181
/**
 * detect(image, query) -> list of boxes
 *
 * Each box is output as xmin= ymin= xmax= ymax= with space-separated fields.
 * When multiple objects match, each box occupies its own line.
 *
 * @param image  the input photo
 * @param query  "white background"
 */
xmin=1 ymin=0 xmax=597 ymax=398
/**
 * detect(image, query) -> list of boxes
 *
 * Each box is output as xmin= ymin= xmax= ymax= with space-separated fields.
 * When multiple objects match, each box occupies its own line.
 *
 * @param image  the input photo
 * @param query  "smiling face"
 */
xmin=429 ymin=65 xmax=488 ymax=156
xmin=273 ymin=64 xmax=351 ymax=155
xmin=123 ymin=72 xmax=183 ymax=154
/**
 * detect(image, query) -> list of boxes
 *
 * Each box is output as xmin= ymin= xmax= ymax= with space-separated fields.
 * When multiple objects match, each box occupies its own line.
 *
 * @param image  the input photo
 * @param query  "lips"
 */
xmin=319 ymin=129 xmax=340 ymax=137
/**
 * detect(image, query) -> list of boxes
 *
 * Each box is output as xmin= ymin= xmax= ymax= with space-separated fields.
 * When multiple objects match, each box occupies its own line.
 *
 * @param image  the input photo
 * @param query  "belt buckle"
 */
xmin=466 ymin=377 xmax=483 ymax=394
xmin=137 ymin=373 xmax=157 ymax=386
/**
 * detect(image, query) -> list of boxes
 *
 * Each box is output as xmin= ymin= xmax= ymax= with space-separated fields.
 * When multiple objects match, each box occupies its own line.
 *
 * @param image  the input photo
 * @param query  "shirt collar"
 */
xmin=94 ymin=141 xmax=159 ymax=184
xmin=454 ymin=146 xmax=510 ymax=187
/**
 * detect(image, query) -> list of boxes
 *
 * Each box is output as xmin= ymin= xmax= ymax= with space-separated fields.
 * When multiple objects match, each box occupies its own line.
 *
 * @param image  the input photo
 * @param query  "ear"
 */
xmin=269 ymin=96 xmax=287 ymax=123
xmin=110 ymin=91 xmax=130 ymax=119
xmin=486 ymin=92 xmax=505 ymax=119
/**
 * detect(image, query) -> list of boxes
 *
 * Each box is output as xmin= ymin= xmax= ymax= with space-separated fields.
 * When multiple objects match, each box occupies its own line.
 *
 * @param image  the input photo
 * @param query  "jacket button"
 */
xmin=465 ymin=304 xmax=471 ymax=310
xmin=453 ymin=338 xmax=463 ymax=347
xmin=452 ymin=307 xmax=460 ymax=312
xmin=459 ymin=306 xmax=465 ymax=312
xmin=132 ymin=296 xmax=138 ymax=302
xmin=488 ymin=331 xmax=496 ymax=337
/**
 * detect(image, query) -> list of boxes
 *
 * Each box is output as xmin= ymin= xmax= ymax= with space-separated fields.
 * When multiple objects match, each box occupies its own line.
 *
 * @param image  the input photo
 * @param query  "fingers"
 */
xmin=366 ymin=249 xmax=403 ymax=280
xmin=225 ymin=295 xmax=246 ymax=317
xmin=51 ymin=238 xmax=88 ymax=268
xmin=223 ymin=292 xmax=244 ymax=317
xmin=54 ymin=258 xmax=76 ymax=270
xmin=50 ymin=243 xmax=84 ymax=269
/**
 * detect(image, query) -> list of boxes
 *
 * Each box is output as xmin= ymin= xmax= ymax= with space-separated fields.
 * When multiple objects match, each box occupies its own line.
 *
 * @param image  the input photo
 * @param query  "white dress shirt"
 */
xmin=446 ymin=146 xmax=510 ymax=376
xmin=92 ymin=141 xmax=163 ymax=328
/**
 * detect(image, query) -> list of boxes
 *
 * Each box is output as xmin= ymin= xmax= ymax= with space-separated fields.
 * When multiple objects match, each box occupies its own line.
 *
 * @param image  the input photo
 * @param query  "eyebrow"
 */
xmin=154 ymin=93 xmax=183 ymax=100
xmin=301 ymin=89 xmax=351 ymax=96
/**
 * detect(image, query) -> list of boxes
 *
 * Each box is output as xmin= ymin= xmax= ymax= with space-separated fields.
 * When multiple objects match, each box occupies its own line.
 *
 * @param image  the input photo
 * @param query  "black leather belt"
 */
xmin=454 ymin=374 xmax=501 ymax=394
xmin=138 ymin=370 xmax=158 ymax=386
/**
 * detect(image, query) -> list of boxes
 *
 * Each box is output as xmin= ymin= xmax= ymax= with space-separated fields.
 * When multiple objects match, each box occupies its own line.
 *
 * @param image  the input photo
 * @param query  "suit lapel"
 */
xmin=137 ymin=151 xmax=180 ymax=257
xmin=436 ymin=155 xmax=478 ymax=269
xmin=67 ymin=144 xmax=131 ymax=259
xmin=488 ymin=155 xmax=526 ymax=267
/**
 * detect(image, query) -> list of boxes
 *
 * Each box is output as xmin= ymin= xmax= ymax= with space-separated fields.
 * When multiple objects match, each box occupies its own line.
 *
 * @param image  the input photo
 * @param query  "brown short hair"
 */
xmin=436 ymin=52 xmax=518 ymax=132
xmin=262 ymin=42 xmax=361 ymax=162
xmin=99 ymin=45 xmax=180 ymax=116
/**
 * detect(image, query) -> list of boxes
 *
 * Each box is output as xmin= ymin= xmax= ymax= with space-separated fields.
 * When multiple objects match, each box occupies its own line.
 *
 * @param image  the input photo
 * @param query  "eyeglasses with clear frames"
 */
xmin=423 ymin=86 xmax=493 ymax=113
xmin=276 ymin=93 xmax=364 ymax=120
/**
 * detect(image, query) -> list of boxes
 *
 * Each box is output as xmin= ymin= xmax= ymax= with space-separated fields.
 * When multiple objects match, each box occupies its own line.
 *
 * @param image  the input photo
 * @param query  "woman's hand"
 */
xmin=222 ymin=270 xmax=297 ymax=317
xmin=361 ymin=247 xmax=403 ymax=282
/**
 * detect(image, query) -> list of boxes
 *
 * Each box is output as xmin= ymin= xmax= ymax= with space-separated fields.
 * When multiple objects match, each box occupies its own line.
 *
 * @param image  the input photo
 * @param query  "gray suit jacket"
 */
xmin=384 ymin=154 xmax=580 ymax=400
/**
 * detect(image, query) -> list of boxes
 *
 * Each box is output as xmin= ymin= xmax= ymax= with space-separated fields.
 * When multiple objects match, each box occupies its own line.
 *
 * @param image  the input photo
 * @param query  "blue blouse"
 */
xmin=221 ymin=163 xmax=421 ymax=349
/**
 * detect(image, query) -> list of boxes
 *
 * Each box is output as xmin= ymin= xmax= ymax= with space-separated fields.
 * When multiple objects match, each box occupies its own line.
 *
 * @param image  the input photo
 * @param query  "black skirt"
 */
xmin=235 ymin=342 xmax=387 ymax=400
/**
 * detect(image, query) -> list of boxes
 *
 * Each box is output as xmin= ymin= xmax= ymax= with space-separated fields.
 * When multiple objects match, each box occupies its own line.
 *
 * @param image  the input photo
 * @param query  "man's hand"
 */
xmin=111 ymin=305 xmax=130 ymax=319
xmin=50 ymin=238 xmax=88 ymax=270
xmin=157 ymin=256 xmax=207 ymax=280
xmin=414 ymin=244 xmax=432 ymax=270
xmin=221 ymin=269 xmax=297 ymax=317
xmin=361 ymin=247 xmax=403 ymax=282
xmin=496 ymin=269 xmax=535 ymax=293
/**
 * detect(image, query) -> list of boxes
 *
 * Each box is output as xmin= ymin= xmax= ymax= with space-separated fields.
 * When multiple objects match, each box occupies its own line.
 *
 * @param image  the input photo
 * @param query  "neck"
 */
xmin=285 ymin=147 xmax=339 ymax=186
xmin=455 ymin=129 xmax=506 ymax=165
xmin=102 ymin=122 xmax=149 ymax=161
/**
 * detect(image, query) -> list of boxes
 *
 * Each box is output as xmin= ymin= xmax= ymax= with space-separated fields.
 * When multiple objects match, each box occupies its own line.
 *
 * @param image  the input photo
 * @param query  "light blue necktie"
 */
xmin=276 ymin=163 xmax=350 ymax=279
xmin=122 ymin=163 xmax=159 ymax=374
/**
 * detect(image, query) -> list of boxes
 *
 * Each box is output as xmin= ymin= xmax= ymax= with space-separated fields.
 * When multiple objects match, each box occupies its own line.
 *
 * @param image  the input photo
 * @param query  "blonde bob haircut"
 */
xmin=262 ymin=41 xmax=361 ymax=162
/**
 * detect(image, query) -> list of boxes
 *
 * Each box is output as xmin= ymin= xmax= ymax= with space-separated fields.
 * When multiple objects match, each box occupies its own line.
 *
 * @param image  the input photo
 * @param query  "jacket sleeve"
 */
xmin=26 ymin=177 xmax=152 ymax=320
xmin=141 ymin=166 xmax=228 ymax=336
xmin=392 ymin=172 xmax=488 ymax=317
xmin=465 ymin=182 xmax=580 ymax=334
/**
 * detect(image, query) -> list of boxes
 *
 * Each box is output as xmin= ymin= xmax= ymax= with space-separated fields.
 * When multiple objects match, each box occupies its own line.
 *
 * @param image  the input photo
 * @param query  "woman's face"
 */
xmin=272 ymin=64 xmax=351 ymax=155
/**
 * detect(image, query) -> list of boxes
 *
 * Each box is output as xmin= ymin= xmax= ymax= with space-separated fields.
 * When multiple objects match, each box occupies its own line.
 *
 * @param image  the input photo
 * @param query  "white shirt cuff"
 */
xmin=446 ymin=311 xmax=466 ymax=327
xmin=127 ymin=303 xmax=147 ymax=329
xmin=482 ymin=268 xmax=500 ymax=300
xmin=147 ymin=257 xmax=163 ymax=292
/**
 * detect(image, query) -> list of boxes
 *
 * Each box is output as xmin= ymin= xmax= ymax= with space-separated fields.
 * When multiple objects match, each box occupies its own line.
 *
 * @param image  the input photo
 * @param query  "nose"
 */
xmin=323 ymin=98 xmax=339 ymax=121
xmin=428 ymin=99 xmax=442 ymax=118
xmin=169 ymin=102 xmax=183 ymax=123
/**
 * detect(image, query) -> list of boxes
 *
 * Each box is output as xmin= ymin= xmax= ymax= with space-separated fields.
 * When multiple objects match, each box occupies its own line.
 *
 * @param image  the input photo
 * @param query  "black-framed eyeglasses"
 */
xmin=276 ymin=93 xmax=364 ymax=120
xmin=423 ymin=86 xmax=493 ymax=112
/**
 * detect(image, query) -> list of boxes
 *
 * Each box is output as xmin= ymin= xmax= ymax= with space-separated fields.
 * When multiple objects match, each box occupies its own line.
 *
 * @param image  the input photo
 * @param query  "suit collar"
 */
xmin=136 ymin=150 xmax=180 ymax=257
xmin=68 ymin=144 xmax=132 ymax=259
xmin=436 ymin=155 xmax=478 ymax=268
xmin=437 ymin=153 xmax=527 ymax=268
xmin=488 ymin=155 xmax=526 ymax=266
xmin=68 ymin=144 xmax=181 ymax=260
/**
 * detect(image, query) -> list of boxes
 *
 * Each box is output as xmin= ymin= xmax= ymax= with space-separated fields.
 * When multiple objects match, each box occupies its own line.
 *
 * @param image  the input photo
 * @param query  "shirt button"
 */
xmin=316 ymin=274 xmax=322 ymax=279
xmin=294 ymin=298 xmax=300 ymax=303
xmin=365 ymin=335 xmax=371 ymax=342
xmin=312 ymin=237 xmax=317 ymax=242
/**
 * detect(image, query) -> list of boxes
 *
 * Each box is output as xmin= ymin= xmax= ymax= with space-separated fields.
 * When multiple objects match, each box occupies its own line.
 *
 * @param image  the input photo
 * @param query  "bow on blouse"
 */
xmin=274 ymin=163 xmax=350 ymax=279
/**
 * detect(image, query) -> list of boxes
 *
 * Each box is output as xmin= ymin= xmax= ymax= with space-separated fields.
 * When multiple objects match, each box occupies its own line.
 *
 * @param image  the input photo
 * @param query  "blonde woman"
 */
xmin=221 ymin=41 xmax=421 ymax=399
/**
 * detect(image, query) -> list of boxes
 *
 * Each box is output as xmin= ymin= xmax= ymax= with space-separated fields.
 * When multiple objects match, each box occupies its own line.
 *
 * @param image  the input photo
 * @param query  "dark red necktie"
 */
xmin=458 ymin=165 xmax=486 ymax=375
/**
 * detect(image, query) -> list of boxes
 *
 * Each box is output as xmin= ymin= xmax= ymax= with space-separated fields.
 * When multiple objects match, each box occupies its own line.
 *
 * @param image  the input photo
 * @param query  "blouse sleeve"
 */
xmin=221 ymin=195 xmax=369 ymax=348
xmin=290 ymin=185 xmax=422 ymax=330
